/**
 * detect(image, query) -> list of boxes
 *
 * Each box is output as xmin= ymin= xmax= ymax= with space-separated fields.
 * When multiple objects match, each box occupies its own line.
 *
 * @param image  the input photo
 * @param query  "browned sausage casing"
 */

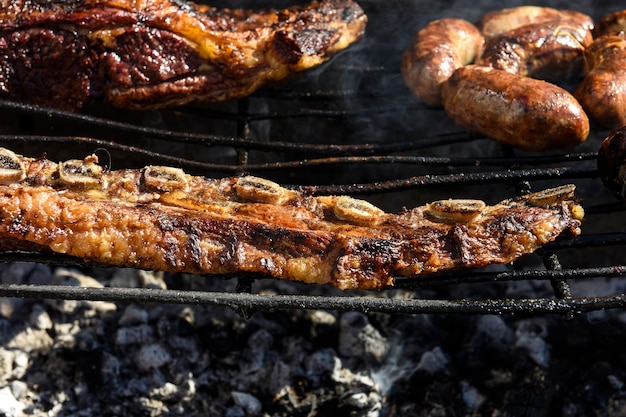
xmin=478 ymin=6 xmax=594 ymax=38
xmin=476 ymin=19 xmax=593 ymax=82
xmin=598 ymin=126 xmax=626 ymax=200
xmin=574 ymin=36 xmax=626 ymax=130
xmin=442 ymin=66 xmax=589 ymax=152
xmin=595 ymin=10 xmax=626 ymax=37
xmin=401 ymin=18 xmax=483 ymax=106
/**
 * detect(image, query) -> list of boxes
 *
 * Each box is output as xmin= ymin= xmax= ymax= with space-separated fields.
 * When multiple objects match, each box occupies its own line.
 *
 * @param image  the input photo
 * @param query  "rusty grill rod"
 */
xmin=0 ymin=135 xmax=595 ymax=170
xmin=179 ymin=100 xmax=429 ymax=121
xmin=0 ymin=135 xmax=596 ymax=173
xmin=0 ymin=135 xmax=597 ymax=195
xmin=234 ymin=153 xmax=596 ymax=170
xmin=0 ymin=99 xmax=480 ymax=155
xmin=2 ymin=283 xmax=626 ymax=315
xmin=394 ymin=265 xmax=626 ymax=289
xmin=309 ymin=167 xmax=596 ymax=195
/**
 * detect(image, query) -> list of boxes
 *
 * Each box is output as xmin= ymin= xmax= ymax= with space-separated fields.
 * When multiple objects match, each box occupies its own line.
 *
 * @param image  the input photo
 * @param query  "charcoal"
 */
xmin=136 ymin=343 xmax=172 ymax=371
xmin=338 ymin=312 xmax=389 ymax=363
xmin=231 ymin=391 xmax=262 ymax=415
xmin=118 ymin=304 xmax=150 ymax=326
xmin=0 ymin=386 xmax=24 ymax=417
xmin=29 ymin=304 xmax=53 ymax=330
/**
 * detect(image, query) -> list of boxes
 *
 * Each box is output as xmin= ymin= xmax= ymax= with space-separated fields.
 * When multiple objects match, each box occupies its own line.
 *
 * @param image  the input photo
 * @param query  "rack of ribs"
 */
xmin=0 ymin=0 xmax=367 ymax=110
xmin=0 ymin=148 xmax=583 ymax=290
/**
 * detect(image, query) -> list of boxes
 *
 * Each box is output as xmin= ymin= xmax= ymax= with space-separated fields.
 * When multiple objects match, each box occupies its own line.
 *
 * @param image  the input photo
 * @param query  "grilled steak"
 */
xmin=0 ymin=0 xmax=367 ymax=110
xmin=0 ymin=148 xmax=583 ymax=290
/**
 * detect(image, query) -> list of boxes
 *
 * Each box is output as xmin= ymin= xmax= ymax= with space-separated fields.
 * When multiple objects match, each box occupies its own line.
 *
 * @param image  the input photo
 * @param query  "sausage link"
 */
xmin=478 ymin=6 xmax=594 ymax=39
xmin=476 ymin=19 xmax=593 ymax=82
xmin=441 ymin=65 xmax=589 ymax=152
xmin=401 ymin=18 xmax=483 ymax=107
xmin=598 ymin=126 xmax=626 ymax=201
xmin=574 ymin=36 xmax=626 ymax=130
xmin=594 ymin=10 xmax=626 ymax=38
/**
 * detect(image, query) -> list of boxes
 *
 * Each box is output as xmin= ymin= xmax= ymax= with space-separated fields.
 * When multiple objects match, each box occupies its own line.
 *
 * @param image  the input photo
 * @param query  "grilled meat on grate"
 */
xmin=0 ymin=148 xmax=584 ymax=290
xmin=441 ymin=65 xmax=590 ymax=152
xmin=0 ymin=0 xmax=367 ymax=110
xmin=400 ymin=18 xmax=483 ymax=107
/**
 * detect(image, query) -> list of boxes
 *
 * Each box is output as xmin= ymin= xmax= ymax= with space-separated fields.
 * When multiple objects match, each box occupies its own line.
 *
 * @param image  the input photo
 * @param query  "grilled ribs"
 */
xmin=0 ymin=0 xmax=367 ymax=110
xmin=0 ymin=148 xmax=583 ymax=290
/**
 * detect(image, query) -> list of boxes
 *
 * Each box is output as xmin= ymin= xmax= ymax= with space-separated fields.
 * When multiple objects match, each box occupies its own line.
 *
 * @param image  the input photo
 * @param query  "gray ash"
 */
xmin=1 ymin=266 xmax=626 ymax=416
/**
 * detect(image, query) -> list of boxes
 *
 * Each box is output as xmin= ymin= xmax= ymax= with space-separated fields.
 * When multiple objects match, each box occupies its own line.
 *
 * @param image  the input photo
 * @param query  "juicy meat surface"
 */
xmin=478 ymin=6 xmax=594 ymax=39
xmin=476 ymin=19 xmax=593 ymax=82
xmin=574 ymin=35 xmax=626 ymax=130
xmin=401 ymin=18 xmax=483 ymax=107
xmin=0 ymin=0 xmax=367 ymax=110
xmin=442 ymin=65 xmax=589 ymax=152
xmin=0 ymin=148 xmax=583 ymax=290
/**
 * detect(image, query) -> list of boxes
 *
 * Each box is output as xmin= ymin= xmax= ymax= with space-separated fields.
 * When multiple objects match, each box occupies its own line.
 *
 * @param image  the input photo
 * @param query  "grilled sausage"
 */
xmin=595 ymin=10 xmax=626 ymax=38
xmin=574 ymin=36 xmax=626 ymax=130
xmin=401 ymin=18 xmax=483 ymax=106
xmin=476 ymin=19 xmax=593 ymax=82
xmin=598 ymin=126 xmax=626 ymax=200
xmin=441 ymin=65 xmax=589 ymax=152
xmin=478 ymin=6 xmax=594 ymax=39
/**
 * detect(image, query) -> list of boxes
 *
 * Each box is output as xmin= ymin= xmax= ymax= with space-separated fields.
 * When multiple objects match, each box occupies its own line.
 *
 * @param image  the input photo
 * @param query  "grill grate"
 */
xmin=0 ymin=52 xmax=624 ymax=317
xmin=3 ymin=281 xmax=626 ymax=316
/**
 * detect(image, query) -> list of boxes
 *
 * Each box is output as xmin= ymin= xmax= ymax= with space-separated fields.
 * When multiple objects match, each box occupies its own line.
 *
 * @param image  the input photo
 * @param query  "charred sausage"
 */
xmin=594 ymin=10 xmax=626 ymax=38
xmin=401 ymin=18 xmax=483 ymax=106
xmin=478 ymin=6 xmax=594 ymax=39
xmin=476 ymin=19 xmax=593 ymax=82
xmin=598 ymin=126 xmax=626 ymax=200
xmin=441 ymin=65 xmax=589 ymax=152
xmin=574 ymin=36 xmax=626 ymax=130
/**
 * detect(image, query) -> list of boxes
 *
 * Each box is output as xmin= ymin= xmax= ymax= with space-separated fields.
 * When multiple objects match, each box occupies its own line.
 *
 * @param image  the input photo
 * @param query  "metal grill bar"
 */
xmin=2 ymin=283 xmax=626 ymax=315
xmin=310 ymin=167 xmax=596 ymax=195
xmin=0 ymin=134 xmax=595 ymax=169
xmin=394 ymin=265 xmax=626 ymax=288
xmin=1 ymin=99 xmax=479 ymax=155
xmin=235 ymin=153 xmax=597 ymax=170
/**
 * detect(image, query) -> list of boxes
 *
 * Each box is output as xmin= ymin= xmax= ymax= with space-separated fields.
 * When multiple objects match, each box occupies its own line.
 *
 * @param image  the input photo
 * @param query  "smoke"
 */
xmin=369 ymin=342 xmax=418 ymax=397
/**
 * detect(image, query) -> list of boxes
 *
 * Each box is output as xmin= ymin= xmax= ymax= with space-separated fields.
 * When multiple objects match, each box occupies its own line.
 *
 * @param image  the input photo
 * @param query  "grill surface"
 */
xmin=0 ymin=0 xmax=625 ymax=316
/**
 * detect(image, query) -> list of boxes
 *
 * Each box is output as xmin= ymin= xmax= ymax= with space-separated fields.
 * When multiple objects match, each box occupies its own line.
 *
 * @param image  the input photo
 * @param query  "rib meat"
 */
xmin=0 ymin=148 xmax=583 ymax=290
xmin=0 ymin=0 xmax=367 ymax=110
